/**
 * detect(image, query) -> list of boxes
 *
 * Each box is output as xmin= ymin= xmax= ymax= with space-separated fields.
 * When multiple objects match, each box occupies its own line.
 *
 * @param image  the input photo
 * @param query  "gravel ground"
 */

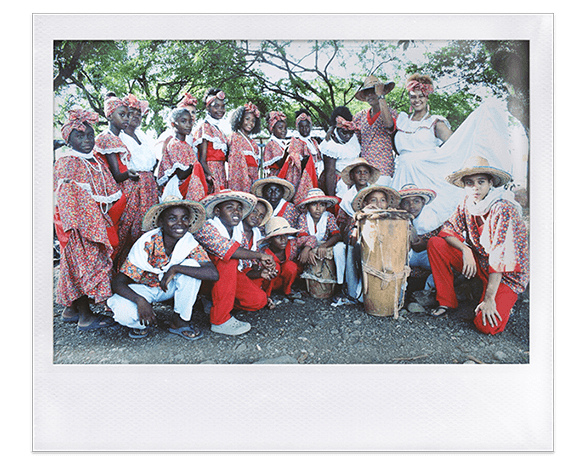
xmin=52 ymin=265 xmax=529 ymax=365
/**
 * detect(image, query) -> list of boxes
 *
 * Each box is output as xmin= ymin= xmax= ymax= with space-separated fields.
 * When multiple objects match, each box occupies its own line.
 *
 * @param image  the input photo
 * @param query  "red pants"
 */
xmin=427 ymin=236 xmax=518 ymax=335
xmin=209 ymin=257 xmax=268 ymax=325
xmin=256 ymin=260 xmax=300 ymax=297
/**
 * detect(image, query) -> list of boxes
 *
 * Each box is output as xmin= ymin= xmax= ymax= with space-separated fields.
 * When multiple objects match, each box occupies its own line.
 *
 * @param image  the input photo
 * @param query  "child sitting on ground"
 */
xmin=107 ymin=196 xmax=219 ymax=339
xmin=296 ymin=188 xmax=346 ymax=288
xmin=251 ymin=177 xmax=299 ymax=228
xmin=398 ymin=183 xmax=442 ymax=293
xmin=251 ymin=217 xmax=315 ymax=297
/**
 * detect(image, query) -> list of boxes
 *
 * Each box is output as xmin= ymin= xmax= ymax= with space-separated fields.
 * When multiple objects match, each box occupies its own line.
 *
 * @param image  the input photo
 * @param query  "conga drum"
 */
xmin=301 ymin=247 xmax=337 ymax=299
xmin=356 ymin=209 xmax=412 ymax=318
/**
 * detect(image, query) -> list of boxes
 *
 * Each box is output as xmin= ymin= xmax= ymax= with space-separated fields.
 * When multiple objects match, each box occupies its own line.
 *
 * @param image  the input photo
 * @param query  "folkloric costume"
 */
xmin=392 ymin=78 xmax=515 ymax=224
xmin=427 ymin=157 xmax=529 ymax=335
xmin=157 ymin=136 xmax=208 ymax=201
xmin=352 ymin=77 xmax=398 ymax=182
xmin=278 ymin=112 xmax=320 ymax=204
xmin=107 ymin=198 xmax=210 ymax=329
xmin=54 ymin=109 xmax=126 ymax=307
xmin=227 ymin=102 xmax=261 ymax=192
xmin=192 ymin=90 xmax=229 ymax=191
xmin=251 ymin=177 xmax=300 ymax=228
xmin=263 ymin=111 xmax=289 ymax=177
xmin=194 ymin=191 xmax=269 ymax=326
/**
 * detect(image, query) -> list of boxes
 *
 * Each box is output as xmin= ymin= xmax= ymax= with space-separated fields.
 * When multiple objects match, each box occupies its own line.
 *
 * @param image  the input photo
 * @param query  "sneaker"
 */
xmin=211 ymin=316 xmax=251 ymax=336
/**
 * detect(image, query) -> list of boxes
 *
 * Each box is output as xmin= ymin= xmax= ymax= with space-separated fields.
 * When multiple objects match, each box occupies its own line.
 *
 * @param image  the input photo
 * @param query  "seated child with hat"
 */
xmin=252 ymin=217 xmax=316 ymax=297
xmin=107 ymin=196 xmax=218 ymax=339
xmin=426 ymin=156 xmax=529 ymax=335
xmin=346 ymin=185 xmax=402 ymax=301
xmin=398 ymin=184 xmax=442 ymax=293
xmin=251 ymin=177 xmax=300 ymax=228
xmin=296 ymin=188 xmax=346 ymax=287
xmin=194 ymin=190 xmax=277 ymax=336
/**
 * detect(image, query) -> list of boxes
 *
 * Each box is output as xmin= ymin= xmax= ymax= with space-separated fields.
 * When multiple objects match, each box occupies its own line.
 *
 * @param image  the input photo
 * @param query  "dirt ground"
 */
xmin=52 ymin=264 xmax=529 ymax=365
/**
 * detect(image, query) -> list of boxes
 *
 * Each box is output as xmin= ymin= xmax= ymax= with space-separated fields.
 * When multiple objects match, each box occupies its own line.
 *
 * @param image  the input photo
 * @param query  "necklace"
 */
xmin=80 ymin=156 xmax=111 ymax=214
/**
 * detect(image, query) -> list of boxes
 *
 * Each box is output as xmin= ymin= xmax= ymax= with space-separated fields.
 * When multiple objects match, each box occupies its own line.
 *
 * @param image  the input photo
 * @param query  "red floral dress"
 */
xmin=193 ymin=121 xmax=228 ymax=191
xmin=263 ymin=138 xmax=288 ymax=177
xmin=353 ymin=108 xmax=398 ymax=177
xmin=54 ymin=151 xmax=125 ymax=307
xmin=158 ymin=136 xmax=208 ymax=201
xmin=227 ymin=131 xmax=260 ymax=192
xmin=278 ymin=137 xmax=319 ymax=204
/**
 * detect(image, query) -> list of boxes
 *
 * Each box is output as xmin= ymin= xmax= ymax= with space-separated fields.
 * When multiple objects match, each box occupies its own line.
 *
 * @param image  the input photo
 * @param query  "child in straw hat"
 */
xmin=252 ymin=217 xmax=315 ymax=298
xmin=398 ymin=184 xmax=441 ymax=294
xmin=107 ymin=196 xmax=218 ymax=339
xmin=251 ymin=177 xmax=300 ymax=228
xmin=426 ymin=156 xmax=529 ymax=335
xmin=194 ymin=190 xmax=277 ymax=336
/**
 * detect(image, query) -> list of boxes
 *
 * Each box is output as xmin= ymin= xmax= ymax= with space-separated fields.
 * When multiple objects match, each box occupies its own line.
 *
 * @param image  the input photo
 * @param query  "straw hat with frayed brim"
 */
xmin=258 ymin=217 xmax=299 ymax=244
xmin=340 ymin=158 xmax=381 ymax=187
xmin=355 ymin=75 xmax=396 ymax=101
xmin=201 ymin=189 xmax=257 ymax=219
xmin=296 ymin=188 xmax=339 ymax=211
xmin=352 ymin=185 xmax=401 ymax=212
xmin=251 ymin=177 xmax=295 ymax=202
xmin=254 ymin=197 xmax=274 ymax=227
xmin=142 ymin=196 xmax=206 ymax=234
xmin=446 ymin=156 xmax=512 ymax=188
xmin=398 ymin=183 xmax=437 ymax=205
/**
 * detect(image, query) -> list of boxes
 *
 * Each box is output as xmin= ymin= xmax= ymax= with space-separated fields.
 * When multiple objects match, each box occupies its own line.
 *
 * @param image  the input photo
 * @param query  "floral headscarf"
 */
xmin=405 ymin=80 xmax=434 ymax=97
xmin=267 ymin=111 xmax=287 ymax=132
xmin=295 ymin=112 xmax=311 ymax=129
xmin=178 ymin=92 xmax=198 ymax=108
xmin=61 ymin=108 xmax=99 ymax=143
xmin=335 ymin=116 xmax=356 ymax=131
xmin=104 ymin=96 xmax=126 ymax=118
xmin=244 ymin=102 xmax=260 ymax=119
xmin=123 ymin=94 xmax=150 ymax=116
xmin=205 ymin=90 xmax=226 ymax=107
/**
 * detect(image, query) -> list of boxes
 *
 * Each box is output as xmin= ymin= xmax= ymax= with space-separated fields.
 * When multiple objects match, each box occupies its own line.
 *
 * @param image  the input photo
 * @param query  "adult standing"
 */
xmin=352 ymin=75 xmax=398 ymax=186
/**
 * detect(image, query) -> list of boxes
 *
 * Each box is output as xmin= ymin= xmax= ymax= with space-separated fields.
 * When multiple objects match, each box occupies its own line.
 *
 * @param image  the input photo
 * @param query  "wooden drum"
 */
xmin=301 ymin=247 xmax=337 ymax=299
xmin=356 ymin=209 xmax=412 ymax=318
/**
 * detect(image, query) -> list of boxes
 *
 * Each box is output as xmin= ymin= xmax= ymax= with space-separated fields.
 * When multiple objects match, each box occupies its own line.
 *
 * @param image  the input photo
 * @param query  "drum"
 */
xmin=356 ymin=209 xmax=412 ymax=318
xmin=301 ymin=247 xmax=337 ymax=299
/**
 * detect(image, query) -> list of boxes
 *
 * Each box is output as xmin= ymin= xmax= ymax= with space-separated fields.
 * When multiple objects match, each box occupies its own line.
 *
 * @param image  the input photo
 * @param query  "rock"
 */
xmin=411 ymin=290 xmax=437 ymax=308
xmin=235 ymin=343 xmax=247 ymax=352
xmin=294 ymin=299 xmax=306 ymax=305
xmin=464 ymin=360 xmax=476 ymax=364
xmin=253 ymin=355 xmax=298 ymax=364
xmin=407 ymin=302 xmax=426 ymax=313
xmin=494 ymin=351 xmax=508 ymax=361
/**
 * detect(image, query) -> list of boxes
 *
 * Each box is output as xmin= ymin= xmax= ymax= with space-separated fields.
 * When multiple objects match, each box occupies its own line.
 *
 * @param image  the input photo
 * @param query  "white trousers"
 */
xmin=107 ymin=259 xmax=202 ymax=329
xmin=333 ymin=241 xmax=346 ymax=285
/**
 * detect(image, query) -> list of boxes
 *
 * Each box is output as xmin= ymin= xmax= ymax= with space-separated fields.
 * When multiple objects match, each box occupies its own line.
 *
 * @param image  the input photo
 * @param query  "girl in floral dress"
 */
xmin=278 ymin=109 xmax=320 ymax=204
xmin=94 ymin=94 xmax=142 ymax=269
xmin=227 ymin=102 xmax=262 ymax=192
xmin=262 ymin=111 xmax=289 ymax=177
xmin=157 ymin=108 xmax=208 ymax=202
xmin=193 ymin=88 xmax=229 ymax=192
xmin=54 ymin=109 xmax=124 ymax=331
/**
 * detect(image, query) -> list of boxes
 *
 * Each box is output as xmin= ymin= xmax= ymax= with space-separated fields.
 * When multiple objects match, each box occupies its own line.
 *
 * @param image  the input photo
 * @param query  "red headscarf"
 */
xmin=104 ymin=96 xmax=126 ymax=118
xmin=205 ymin=90 xmax=226 ymax=107
xmin=335 ymin=116 xmax=356 ymax=131
xmin=267 ymin=111 xmax=287 ymax=132
xmin=244 ymin=102 xmax=260 ymax=119
xmin=178 ymin=92 xmax=198 ymax=108
xmin=405 ymin=80 xmax=434 ymax=97
xmin=123 ymin=94 xmax=150 ymax=116
xmin=295 ymin=112 xmax=311 ymax=129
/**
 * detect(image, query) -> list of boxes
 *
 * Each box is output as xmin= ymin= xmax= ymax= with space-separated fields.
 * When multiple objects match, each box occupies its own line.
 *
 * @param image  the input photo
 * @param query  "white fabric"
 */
xmin=272 ymin=199 xmax=289 ymax=217
xmin=339 ymin=184 xmax=363 ymax=217
xmin=465 ymin=186 xmax=522 ymax=217
xmin=249 ymin=226 xmax=263 ymax=252
xmin=306 ymin=211 xmax=329 ymax=243
xmin=412 ymin=205 xmax=444 ymax=236
xmin=161 ymin=175 xmax=183 ymax=200
xmin=107 ymin=261 xmax=202 ymax=329
xmin=333 ymin=241 xmax=346 ymax=285
xmin=391 ymin=98 xmax=515 ymax=224
xmin=320 ymin=134 xmax=361 ymax=173
xmin=191 ymin=114 xmax=230 ymax=152
xmin=120 ymin=129 xmax=158 ymax=171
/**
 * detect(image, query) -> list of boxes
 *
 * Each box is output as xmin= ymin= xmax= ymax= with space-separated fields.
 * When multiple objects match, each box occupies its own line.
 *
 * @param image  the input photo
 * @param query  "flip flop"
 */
xmin=128 ymin=328 xmax=148 ymax=339
xmin=430 ymin=306 xmax=451 ymax=317
xmin=61 ymin=313 xmax=79 ymax=323
xmin=77 ymin=314 xmax=117 ymax=332
xmin=169 ymin=325 xmax=204 ymax=341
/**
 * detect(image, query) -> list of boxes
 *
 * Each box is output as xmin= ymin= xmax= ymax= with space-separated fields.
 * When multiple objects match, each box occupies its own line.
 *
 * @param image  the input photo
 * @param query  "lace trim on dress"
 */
xmin=157 ymin=161 xmax=191 ymax=186
xmin=396 ymin=112 xmax=451 ymax=135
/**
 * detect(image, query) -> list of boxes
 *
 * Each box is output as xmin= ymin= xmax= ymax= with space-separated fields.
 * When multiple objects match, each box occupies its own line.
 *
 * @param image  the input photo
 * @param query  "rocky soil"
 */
xmin=52 ymin=266 xmax=529 ymax=365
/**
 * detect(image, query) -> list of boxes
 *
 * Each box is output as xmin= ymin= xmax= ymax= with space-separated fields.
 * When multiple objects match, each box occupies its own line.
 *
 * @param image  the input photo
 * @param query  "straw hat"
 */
xmin=259 ymin=217 xmax=300 ymax=243
xmin=200 ymin=189 xmax=257 ymax=219
xmin=355 ymin=75 xmax=396 ymax=101
xmin=340 ymin=158 xmax=381 ymax=187
xmin=352 ymin=185 xmax=401 ymax=212
xmin=254 ymin=197 xmax=274 ymax=227
xmin=445 ymin=156 xmax=512 ymax=188
xmin=141 ymin=196 xmax=206 ymax=233
xmin=398 ymin=183 xmax=437 ymax=205
xmin=251 ymin=177 xmax=295 ymax=202
xmin=296 ymin=188 xmax=339 ymax=211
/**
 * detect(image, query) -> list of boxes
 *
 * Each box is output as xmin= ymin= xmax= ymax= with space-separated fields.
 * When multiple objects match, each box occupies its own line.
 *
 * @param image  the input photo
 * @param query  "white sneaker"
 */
xmin=211 ymin=316 xmax=251 ymax=336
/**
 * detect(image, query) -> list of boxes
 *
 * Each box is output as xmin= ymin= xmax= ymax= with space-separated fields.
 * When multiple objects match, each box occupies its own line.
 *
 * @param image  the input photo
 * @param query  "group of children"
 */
xmin=54 ymin=85 xmax=529 ymax=339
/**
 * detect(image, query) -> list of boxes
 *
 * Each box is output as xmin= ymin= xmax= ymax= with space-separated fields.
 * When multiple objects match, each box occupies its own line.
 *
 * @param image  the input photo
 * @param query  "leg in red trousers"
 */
xmin=427 ymin=236 xmax=519 ymax=335
xmin=210 ymin=257 xmax=267 ymax=326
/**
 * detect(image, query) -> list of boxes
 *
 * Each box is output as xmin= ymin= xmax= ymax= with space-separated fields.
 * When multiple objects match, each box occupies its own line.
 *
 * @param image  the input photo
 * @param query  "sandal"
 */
xmin=77 ymin=314 xmax=117 ymax=331
xmin=430 ymin=306 xmax=451 ymax=317
xmin=128 ymin=328 xmax=148 ymax=339
xmin=169 ymin=325 xmax=204 ymax=340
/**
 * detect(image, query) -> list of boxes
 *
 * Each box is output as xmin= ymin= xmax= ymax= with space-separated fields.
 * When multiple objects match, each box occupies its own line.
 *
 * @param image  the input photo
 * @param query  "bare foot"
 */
xmin=266 ymin=298 xmax=275 ymax=310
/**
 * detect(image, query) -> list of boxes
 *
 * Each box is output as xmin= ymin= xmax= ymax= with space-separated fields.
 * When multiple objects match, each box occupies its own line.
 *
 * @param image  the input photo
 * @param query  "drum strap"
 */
xmin=361 ymin=263 xmax=411 ymax=316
